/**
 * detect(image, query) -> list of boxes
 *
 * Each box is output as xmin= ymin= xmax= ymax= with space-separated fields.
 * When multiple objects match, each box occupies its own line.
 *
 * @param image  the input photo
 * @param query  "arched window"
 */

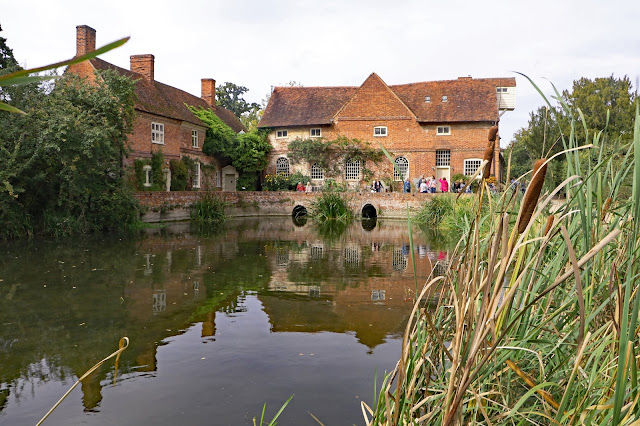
xmin=344 ymin=159 xmax=361 ymax=181
xmin=276 ymin=157 xmax=290 ymax=178
xmin=394 ymin=157 xmax=409 ymax=181
xmin=310 ymin=163 xmax=324 ymax=180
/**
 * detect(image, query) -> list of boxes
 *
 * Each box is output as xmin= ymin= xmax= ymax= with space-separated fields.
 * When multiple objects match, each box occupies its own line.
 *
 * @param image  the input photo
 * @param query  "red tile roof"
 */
xmin=89 ymin=58 xmax=246 ymax=132
xmin=258 ymin=86 xmax=357 ymax=128
xmin=258 ymin=76 xmax=515 ymax=128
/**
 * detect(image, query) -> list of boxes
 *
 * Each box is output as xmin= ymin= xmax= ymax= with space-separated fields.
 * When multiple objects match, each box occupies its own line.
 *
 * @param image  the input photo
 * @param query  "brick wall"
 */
xmin=134 ymin=191 xmax=450 ymax=222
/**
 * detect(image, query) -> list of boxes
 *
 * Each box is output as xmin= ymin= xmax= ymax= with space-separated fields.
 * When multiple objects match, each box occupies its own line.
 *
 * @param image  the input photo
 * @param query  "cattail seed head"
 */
xmin=482 ymin=140 xmax=495 ymax=180
xmin=601 ymin=197 xmax=611 ymax=221
xmin=518 ymin=159 xmax=547 ymax=234
xmin=544 ymin=214 xmax=554 ymax=236
xmin=488 ymin=126 xmax=499 ymax=142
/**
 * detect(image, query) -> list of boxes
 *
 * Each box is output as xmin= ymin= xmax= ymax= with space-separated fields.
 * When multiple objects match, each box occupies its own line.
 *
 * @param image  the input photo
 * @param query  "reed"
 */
xmin=364 ymin=89 xmax=640 ymax=425
xmin=190 ymin=192 xmax=226 ymax=224
xmin=310 ymin=192 xmax=352 ymax=222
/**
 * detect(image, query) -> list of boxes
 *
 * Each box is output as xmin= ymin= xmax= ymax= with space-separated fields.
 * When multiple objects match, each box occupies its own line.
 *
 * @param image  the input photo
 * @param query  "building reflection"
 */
xmin=0 ymin=217 xmax=449 ymax=416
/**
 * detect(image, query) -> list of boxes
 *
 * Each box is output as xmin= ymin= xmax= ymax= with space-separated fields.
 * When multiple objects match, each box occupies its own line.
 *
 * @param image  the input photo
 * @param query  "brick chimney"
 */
xmin=76 ymin=25 xmax=96 ymax=57
xmin=130 ymin=54 xmax=155 ymax=83
xmin=201 ymin=78 xmax=216 ymax=108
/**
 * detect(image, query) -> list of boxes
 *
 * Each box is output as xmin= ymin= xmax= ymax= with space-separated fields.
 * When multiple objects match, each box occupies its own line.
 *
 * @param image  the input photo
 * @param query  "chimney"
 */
xmin=130 ymin=54 xmax=155 ymax=83
xmin=201 ymin=78 xmax=216 ymax=108
xmin=76 ymin=25 xmax=96 ymax=57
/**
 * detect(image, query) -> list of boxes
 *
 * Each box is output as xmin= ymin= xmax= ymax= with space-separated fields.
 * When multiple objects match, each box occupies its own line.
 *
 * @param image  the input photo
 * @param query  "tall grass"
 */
xmin=310 ymin=192 xmax=352 ymax=222
xmin=191 ymin=192 xmax=226 ymax=225
xmin=364 ymin=95 xmax=640 ymax=424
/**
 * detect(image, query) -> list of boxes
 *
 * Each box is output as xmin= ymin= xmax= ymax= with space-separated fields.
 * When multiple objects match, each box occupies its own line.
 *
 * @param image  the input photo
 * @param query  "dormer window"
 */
xmin=442 ymin=96 xmax=448 ymax=102
xmin=424 ymin=96 xmax=431 ymax=103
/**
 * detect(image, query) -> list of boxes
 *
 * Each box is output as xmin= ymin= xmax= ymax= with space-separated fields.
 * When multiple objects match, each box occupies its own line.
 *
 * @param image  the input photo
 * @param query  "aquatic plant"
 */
xmin=310 ymin=192 xmax=352 ymax=222
xmin=190 ymin=192 xmax=226 ymax=224
xmin=364 ymin=83 xmax=640 ymax=424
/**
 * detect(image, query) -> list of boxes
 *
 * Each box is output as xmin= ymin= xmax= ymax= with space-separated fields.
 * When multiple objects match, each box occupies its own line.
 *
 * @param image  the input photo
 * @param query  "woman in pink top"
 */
xmin=439 ymin=177 xmax=449 ymax=193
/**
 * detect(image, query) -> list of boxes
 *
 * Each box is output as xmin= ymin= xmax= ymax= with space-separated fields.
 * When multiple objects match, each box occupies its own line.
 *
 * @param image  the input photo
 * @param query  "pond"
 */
xmin=0 ymin=217 xmax=450 ymax=425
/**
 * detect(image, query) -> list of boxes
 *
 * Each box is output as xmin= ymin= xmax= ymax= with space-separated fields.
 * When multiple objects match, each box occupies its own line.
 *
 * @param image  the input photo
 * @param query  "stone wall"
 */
xmin=135 ymin=191 xmax=437 ymax=222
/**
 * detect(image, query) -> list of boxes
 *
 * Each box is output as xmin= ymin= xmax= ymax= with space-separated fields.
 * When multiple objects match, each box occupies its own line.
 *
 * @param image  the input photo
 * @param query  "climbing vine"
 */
xmin=287 ymin=136 xmax=385 ymax=181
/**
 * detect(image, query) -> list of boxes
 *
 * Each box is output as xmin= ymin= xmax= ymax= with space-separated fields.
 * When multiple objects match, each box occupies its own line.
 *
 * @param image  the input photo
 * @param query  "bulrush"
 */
xmin=487 ymin=125 xmax=499 ymax=142
xmin=482 ymin=140 xmax=495 ymax=180
xmin=518 ymin=159 xmax=547 ymax=234
xmin=601 ymin=197 xmax=612 ymax=221
xmin=544 ymin=214 xmax=555 ymax=236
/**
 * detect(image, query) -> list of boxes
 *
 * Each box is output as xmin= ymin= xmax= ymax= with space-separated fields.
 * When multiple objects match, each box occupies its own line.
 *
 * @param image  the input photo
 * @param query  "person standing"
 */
xmin=403 ymin=178 xmax=411 ymax=193
xmin=428 ymin=176 xmax=437 ymax=193
xmin=439 ymin=177 xmax=449 ymax=193
xmin=419 ymin=179 xmax=428 ymax=193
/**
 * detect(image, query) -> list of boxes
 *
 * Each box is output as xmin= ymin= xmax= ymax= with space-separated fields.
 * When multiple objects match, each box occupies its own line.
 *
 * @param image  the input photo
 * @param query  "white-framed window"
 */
xmin=373 ymin=126 xmax=387 ymax=137
xmin=344 ymin=158 xmax=361 ymax=181
xmin=496 ymin=87 xmax=508 ymax=93
xmin=442 ymin=95 xmax=448 ymax=102
xmin=151 ymin=122 xmax=164 ymax=144
xmin=393 ymin=157 xmax=409 ymax=181
xmin=192 ymin=130 xmax=198 ymax=148
xmin=311 ymin=163 xmax=324 ymax=180
xmin=215 ymin=170 xmax=221 ymax=187
xmin=143 ymin=165 xmax=152 ymax=187
xmin=424 ymin=96 xmax=431 ymax=103
xmin=436 ymin=126 xmax=451 ymax=135
xmin=310 ymin=128 xmax=322 ymax=137
xmin=276 ymin=157 xmax=290 ymax=177
xmin=435 ymin=150 xmax=450 ymax=166
xmin=371 ymin=290 xmax=386 ymax=301
xmin=276 ymin=129 xmax=288 ymax=139
xmin=464 ymin=158 xmax=483 ymax=176
xmin=193 ymin=161 xmax=201 ymax=189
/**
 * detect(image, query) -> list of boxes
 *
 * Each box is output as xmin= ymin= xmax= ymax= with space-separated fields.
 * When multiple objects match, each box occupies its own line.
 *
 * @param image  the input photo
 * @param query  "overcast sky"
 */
xmin=3 ymin=0 xmax=639 ymax=146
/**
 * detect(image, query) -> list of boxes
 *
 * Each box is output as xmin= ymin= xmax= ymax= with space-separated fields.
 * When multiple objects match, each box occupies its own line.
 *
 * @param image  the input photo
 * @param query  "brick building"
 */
xmin=67 ymin=25 xmax=245 ymax=191
xmin=258 ymin=73 xmax=515 ymax=190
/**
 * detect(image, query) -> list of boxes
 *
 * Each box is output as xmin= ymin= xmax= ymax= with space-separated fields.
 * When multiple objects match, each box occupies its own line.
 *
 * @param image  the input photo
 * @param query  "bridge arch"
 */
xmin=292 ymin=204 xmax=308 ymax=218
xmin=361 ymin=203 xmax=377 ymax=218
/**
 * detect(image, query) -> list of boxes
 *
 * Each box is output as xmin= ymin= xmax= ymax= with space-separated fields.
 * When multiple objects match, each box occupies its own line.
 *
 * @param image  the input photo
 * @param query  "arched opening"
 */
xmin=361 ymin=217 xmax=377 ymax=231
xmin=361 ymin=203 xmax=377 ymax=218
xmin=292 ymin=215 xmax=307 ymax=227
xmin=292 ymin=205 xmax=308 ymax=218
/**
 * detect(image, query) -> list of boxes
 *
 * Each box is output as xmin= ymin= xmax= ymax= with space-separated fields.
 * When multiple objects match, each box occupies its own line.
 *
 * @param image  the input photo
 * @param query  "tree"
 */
xmin=215 ymin=82 xmax=260 ymax=118
xmin=0 ymin=70 xmax=138 ymax=238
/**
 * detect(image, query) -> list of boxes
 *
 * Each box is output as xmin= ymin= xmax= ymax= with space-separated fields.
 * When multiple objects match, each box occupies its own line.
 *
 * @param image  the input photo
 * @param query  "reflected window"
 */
xmin=309 ymin=286 xmax=321 ymax=297
xmin=193 ymin=281 xmax=200 ymax=299
xmin=195 ymin=245 xmax=202 ymax=266
xmin=344 ymin=246 xmax=360 ymax=266
xmin=311 ymin=245 xmax=324 ymax=259
xmin=371 ymin=290 xmax=386 ymax=301
xmin=276 ymin=247 xmax=289 ymax=266
xmin=144 ymin=253 xmax=153 ymax=275
xmin=392 ymin=247 xmax=407 ymax=271
xmin=153 ymin=290 xmax=166 ymax=314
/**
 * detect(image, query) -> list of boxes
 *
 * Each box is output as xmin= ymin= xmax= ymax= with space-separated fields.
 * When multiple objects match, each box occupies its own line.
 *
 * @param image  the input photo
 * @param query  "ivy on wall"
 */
xmin=287 ymin=136 xmax=385 ymax=182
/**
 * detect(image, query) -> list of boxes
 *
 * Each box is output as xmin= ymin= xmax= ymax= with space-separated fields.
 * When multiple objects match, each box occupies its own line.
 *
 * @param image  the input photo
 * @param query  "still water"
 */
xmin=0 ymin=217 xmax=449 ymax=425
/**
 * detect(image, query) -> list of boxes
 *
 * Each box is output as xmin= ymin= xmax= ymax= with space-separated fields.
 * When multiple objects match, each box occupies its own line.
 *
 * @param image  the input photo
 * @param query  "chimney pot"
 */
xmin=201 ymin=78 xmax=216 ymax=108
xmin=76 ymin=25 xmax=96 ymax=57
xmin=130 ymin=54 xmax=155 ymax=83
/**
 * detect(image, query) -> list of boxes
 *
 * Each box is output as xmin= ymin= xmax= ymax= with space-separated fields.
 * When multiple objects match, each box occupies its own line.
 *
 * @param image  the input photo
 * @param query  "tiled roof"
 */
xmin=258 ymin=86 xmax=357 ymax=128
xmin=90 ymin=58 xmax=246 ymax=132
xmin=258 ymin=76 xmax=515 ymax=127
xmin=391 ymin=77 xmax=516 ymax=123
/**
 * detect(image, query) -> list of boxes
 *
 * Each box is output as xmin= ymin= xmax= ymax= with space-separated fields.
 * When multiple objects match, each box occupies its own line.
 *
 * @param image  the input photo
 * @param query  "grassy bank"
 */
xmin=365 ymin=102 xmax=640 ymax=424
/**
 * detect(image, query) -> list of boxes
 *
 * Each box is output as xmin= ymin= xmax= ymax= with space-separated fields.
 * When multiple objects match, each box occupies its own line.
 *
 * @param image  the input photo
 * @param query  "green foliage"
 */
xmin=287 ymin=136 xmax=385 ymax=180
xmin=215 ymin=82 xmax=260 ymax=119
xmin=310 ymin=192 xmax=352 ymax=221
xmin=188 ymin=106 xmax=271 ymax=173
xmin=170 ymin=159 xmax=188 ymax=191
xmin=262 ymin=171 xmax=310 ymax=191
xmin=190 ymin=192 xmax=226 ymax=225
xmin=150 ymin=151 xmax=165 ymax=190
xmin=0 ymin=69 xmax=138 ymax=238
xmin=413 ymin=194 xmax=478 ymax=238
xmin=237 ymin=171 xmax=259 ymax=191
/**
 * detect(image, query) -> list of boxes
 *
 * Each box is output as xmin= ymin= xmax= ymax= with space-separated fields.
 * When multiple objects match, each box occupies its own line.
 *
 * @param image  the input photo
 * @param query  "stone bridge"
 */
xmin=135 ymin=191 xmax=435 ymax=222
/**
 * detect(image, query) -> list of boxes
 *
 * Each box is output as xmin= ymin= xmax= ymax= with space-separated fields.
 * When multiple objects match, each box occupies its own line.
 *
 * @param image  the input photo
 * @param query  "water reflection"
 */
xmin=0 ymin=217 xmax=450 ymax=425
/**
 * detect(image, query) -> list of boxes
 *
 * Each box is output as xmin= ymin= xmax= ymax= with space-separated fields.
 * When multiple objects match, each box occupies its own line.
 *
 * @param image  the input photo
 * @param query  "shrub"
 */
xmin=170 ymin=159 xmax=188 ymax=191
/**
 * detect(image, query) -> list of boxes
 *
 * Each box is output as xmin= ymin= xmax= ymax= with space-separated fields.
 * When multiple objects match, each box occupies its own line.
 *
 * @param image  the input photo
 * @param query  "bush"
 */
xmin=237 ymin=172 xmax=259 ymax=190
xmin=170 ymin=159 xmax=188 ymax=191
